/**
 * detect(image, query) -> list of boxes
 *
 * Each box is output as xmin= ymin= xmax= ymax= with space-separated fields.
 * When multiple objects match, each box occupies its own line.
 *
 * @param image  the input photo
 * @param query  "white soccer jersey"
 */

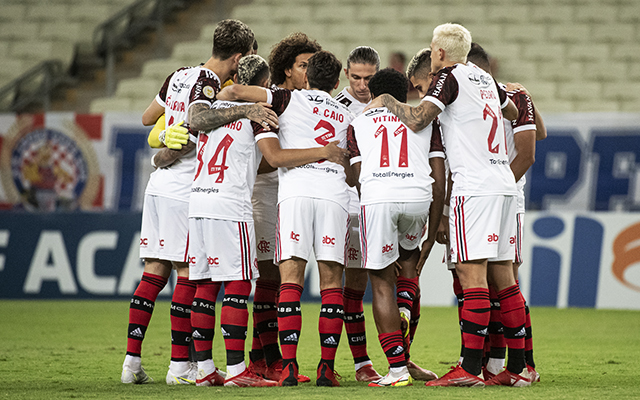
xmin=189 ymin=100 xmax=262 ymax=221
xmin=335 ymin=87 xmax=370 ymax=115
xmin=264 ymin=88 xmax=355 ymax=211
xmin=335 ymin=87 xmax=370 ymax=214
xmin=348 ymin=107 xmax=445 ymax=205
xmin=145 ymin=66 xmax=220 ymax=201
xmin=423 ymin=62 xmax=517 ymax=197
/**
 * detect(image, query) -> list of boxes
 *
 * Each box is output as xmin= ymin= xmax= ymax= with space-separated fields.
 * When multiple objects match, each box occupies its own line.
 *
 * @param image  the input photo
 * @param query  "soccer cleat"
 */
xmin=355 ymin=364 xmax=382 ymax=382
xmin=368 ymin=369 xmax=413 ymax=387
xmin=407 ymin=360 xmax=438 ymax=381
xmin=166 ymin=363 xmax=197 ymax=385
xmin=527 ymin=365 xmax=540 ymax=383
xmin=482 ymin=366 xmax=497 ymax=381
xmin=485 ymin=368 xmax=532 ymax=387
xmin=424 ymin=366 xmax=485 ymax=387
xmin=121 ymin=366 xmax=153 ymax=384
xmin=195 ymin=368 xmax=225 ymax=386
xmin=263 ymin=359 xmax=311 ymax=383
xmin=279 ymin=362 xmax=299 ymax=387
xmin=248 ymin=358 xmax=268 ymax=377
xmin=316 ymin=362 xmax=341 ymax=387
xmin=224 ymin=368 xmax=278 ymax=387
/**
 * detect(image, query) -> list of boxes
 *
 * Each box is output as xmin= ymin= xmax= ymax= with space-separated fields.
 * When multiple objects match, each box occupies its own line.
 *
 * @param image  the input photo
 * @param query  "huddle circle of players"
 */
xmin=121 ymin=18 xmax=545 ymax=388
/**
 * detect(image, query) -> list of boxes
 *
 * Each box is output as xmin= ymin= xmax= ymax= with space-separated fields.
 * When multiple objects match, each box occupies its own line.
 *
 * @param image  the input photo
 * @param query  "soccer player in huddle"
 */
xmin=218 ymin=50 xmax=355 ymax=387
xmin=347 ymin=67 xmax=445 ymax=387
xmin=122 ymin=19 xmax=276 ymax=385
xmin=334 ymin=45 xmax=383 ymax=382
xmin=248 ymin=32 xmax=321 ymax=384
xmin=186 ymin=53 xmax=347 ymax=387
xmin=466 ymin=42 xmax=546 ymax=383
xmin=367 ymin=23 xmax=531 ymax=387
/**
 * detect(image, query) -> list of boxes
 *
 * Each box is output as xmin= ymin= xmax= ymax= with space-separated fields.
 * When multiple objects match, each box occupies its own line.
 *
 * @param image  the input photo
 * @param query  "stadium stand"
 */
xmin=1 ymin=0 xmax=638 ymax=113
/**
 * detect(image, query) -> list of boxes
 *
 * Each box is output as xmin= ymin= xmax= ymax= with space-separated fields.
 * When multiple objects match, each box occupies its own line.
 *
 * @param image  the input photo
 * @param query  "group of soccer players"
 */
xmin=120 ymin=17 xmax=545 ymax=388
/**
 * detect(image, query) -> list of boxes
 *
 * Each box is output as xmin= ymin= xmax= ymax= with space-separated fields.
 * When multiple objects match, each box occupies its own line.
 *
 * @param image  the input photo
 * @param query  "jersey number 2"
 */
xmin=313 ymin=120 xmax=336 ymax=163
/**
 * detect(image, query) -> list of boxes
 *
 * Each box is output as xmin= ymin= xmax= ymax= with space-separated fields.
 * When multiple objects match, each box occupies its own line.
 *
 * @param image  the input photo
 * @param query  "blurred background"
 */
xmin=1 ymin=0 xmax=639 ymax=309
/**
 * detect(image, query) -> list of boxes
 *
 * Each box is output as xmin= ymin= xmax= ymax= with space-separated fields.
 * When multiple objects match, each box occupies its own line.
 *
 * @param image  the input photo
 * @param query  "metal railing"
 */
xmin=0 ymin=61 xmax=65 ymax=113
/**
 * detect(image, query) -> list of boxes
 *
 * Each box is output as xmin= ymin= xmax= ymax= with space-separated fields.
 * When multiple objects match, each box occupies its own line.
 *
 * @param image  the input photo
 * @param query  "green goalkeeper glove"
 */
xmin=159 ymin=120 xmax=189 ymax=150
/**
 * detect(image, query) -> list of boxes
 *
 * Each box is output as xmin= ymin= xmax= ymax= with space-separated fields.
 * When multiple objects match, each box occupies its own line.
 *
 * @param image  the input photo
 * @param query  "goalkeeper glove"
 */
xmin=147 ymin=114 xmax=166 ymax=148
xmin=159 ymin=120 xmax=190 ymax=150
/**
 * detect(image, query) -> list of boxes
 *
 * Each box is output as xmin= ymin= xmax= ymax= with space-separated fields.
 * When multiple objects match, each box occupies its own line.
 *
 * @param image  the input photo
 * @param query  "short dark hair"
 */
xmin=346 ymin=46 xmax=380 ymax=70
xmin=406 ymin=48 xmax=431 ymax=79
xmin=307 ymin=51 xmax=342 ymax=93
xmin=467 ymin=42 xmax=491 ymax=73
xmin=368 ymin=68 xmax=409 ymax=103
xmin=238 ymin=55 xmax=269 ymax=86
xmin=268 ymin=32 xmax=322 ymax=86
xmin=212 ymin=19 xmax=254 ymax=60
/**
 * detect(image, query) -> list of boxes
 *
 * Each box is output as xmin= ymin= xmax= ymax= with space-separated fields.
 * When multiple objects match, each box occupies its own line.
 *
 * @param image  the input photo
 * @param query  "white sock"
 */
xmin=169 ymin=361 xmax=190 ymax=375
xmin=486 ymin=357 xmax=505 ymax=375
xmin=198 ymin=359 xmax=216 ymax=376
xmin=227 ymin=361 xmax=246 ymax=378
xmin=123 ymin=355 xmax=141 ymax=371
xmin=354 ymin=360 xmax=372 ymax=372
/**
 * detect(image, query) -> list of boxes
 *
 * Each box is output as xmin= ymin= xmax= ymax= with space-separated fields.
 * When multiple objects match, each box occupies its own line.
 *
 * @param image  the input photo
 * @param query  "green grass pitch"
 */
xmin=1 ymin=300 xmax=639 ymax=399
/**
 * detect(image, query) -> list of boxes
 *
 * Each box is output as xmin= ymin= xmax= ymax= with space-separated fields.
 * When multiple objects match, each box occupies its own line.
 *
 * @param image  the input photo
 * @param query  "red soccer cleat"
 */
xmin=407 ymin=360 xmax=438 ymax=381
xmin=485 ymin=368 xmax=532 ymax=387
xmin=482 ymin=366 xmax=497 ymax=381
xmin=316 ymin=362 xmax=341 ymax=387
xmin=425 ymin=366 xmax=485 ymax=387
xmin=527 ymin=365 xmax=540 ymax=383
xmin=248 ymin=358 xmax=267 ymax=377
xmin=263 ymin=359 xmax=311 ymax=383
xmin=196 ymin=368 xmax=225 ymax=386
xmin=223 ymin=368 xmax=278 ymax=387
xmin=355 ymin=364 xmax=382 ymax=382
xmin=279 ymin=361 xmax=299 ymax=387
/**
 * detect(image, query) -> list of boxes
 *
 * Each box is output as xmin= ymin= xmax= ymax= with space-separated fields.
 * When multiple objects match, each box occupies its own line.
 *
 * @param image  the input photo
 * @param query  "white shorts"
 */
xmin=188 ymin=218 xmax=259 ymax=282
xmin=252 ymin=171 xmax=278 ymax=262
xmin=139 ymin=194 xmax=189 ymax=262
xmin=448 ymin=195 xmax=516 ymax=263
xmin=360 ymin=201 xmax=430 ymax=270
xmin=275 ymin=197 xmax=349 ymax=266
xmin=514 ymin=212 xmax=524 ymax=264
xmin=346 ymin=213 xmax=362 ymax=268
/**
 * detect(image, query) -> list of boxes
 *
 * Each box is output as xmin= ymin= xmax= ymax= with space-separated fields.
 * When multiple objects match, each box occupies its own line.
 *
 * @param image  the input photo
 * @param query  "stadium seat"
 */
xmin=618 ymin=4 xmax=640 ymax=23
xmin=512 ymin=81 xmax=557 ymax=103
xmin=536 ymin=61 xmax=581 ymax=82
xmin=504 ymin=24 xmax=547 ymax=43
xmin=358 ymin=5 xmax=399 ymax=23
xmin=89 ymin=97 xmax=133 ymax=113
xmin=171 ymin=41 xmax=212 ymax=66
xmin=463 ymin=24 xmax=502 ymax=46
xmin=398 ymin=5 xmax=443 ymax=23
xmin=141 ymin=59 xmax=186 ymax=82
xmin=314 ymin=4 xmax=356 ymax=23
xmin=10 ymin=40 xmax=75 ymax=70
xmin=602 ymin=83 xmax=640 ymax=101
xmin=0 ymin=5 xmax=26 ymax=21
xmin=497 ymin=59 xmax=538 ymax=82
xmin=26 ymin=4 xmax=69 ymax=21
xmin=40 ymin=22 xmax=83 ymax=42
xmin=567 ymin=44 xmax=608 ymax=61
xmin=369 ymin=22 xmax=414 ymax=42
xmin=523 ymin=43 xmax=565 ymax=61
xmin=582 ymin=62 xmax=626 ymax=82
xmin=558 ymin=82 xmax=602 ymax=101
xmin=593 ymin=25 xmax=635 ymax=43
xmin=611 ymin=44 xmax=640 ymax=61
xmin=575 ymin=5 xmax=617 ymax=23
xmin=531 ymin=4 xmax=573 ymax=23
xmin=0 ymin=22 xmax=39 ymax=40
xmin=444 ymin=5 xmax=487 ymax=24
xmin=533 ymin=98 xmax=574 ymax=113
xmin=576 ymin=100 xmax=621 ymax=112
xmin=0 ymin=60 xmax=25 ymax=88
xmin=115 ymin=78 xmax=159 ymax=100
xmin=485 ymin=5 xmax=530 ymax=23
xmin=68 ymin=4 xmax=112 ymax=22
xmin=548 ymin=25 xmax=591 ymax=43
xmin=271 ymin=5 xmax=313 ymax=23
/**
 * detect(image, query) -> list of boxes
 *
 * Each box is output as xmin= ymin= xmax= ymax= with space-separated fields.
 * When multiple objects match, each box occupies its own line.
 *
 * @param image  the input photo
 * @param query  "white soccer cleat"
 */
xmin=166 ymin=363 xmax=197 ymax=385
xmin=121 ymin=365 xmax=153 ymax=384
xmin=368 ymin=368 xmax=413 ymax=387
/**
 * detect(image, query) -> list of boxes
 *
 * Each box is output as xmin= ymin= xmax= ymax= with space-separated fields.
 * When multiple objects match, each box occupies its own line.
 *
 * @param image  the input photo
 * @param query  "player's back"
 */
xmin=146 ymin=65 xmax=221 ymax=201
xmin=429 ymin=62 xmax=517 ymax=197
xmin=189 ymin=100 xmax=260 ymax=221
xmin=350 ymin=107 xmax=440 ymax=205
xmin=276 ymin=89 xmax=354 ymax=210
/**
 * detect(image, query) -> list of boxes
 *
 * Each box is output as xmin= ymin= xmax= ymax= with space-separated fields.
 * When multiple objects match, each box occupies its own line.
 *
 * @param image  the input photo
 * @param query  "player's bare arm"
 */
xmin=188 ymin=102 xmax=278 ymax=133
xmin=351 ymin=162 xmax=361 ymax=196
xmin=153 ymin=140 xmax=196 ymax=168
xmin=506 ymin=82 xmax=547 ymax=141
xmin=502 ymin=98 xmax=518 ymax=121
xmin=365 ymin=94 xmax=441 ymax=132
xmin=257 ymin=138 xmax=349 ymax=169
xmin=417 ymin=156 xmax=446 ymax=274
xmin=217 ymin=84 xmax=269 ymax=103
xmin=142 ymin=99 xmax=165 ymax=126
xmin=510 ymin=129 xmax=536 ymax=182
xmin=435 ymin=170 xmax=453 ymax=245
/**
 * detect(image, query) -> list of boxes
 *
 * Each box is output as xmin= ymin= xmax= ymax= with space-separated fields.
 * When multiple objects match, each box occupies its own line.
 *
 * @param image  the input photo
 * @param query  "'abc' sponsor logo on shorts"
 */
xmin=487 ymin=233 xmax=499 ymax=242
xmin=322 ymin=236 xmax=336 ymax=245
xmin=382 ymin=244 xmax=394 ymax=254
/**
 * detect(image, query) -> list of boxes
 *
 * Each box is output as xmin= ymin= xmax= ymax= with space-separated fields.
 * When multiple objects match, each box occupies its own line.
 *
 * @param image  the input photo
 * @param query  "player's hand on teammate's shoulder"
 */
xmin=246 ymin=103 xmax=279 ymax=131
xmin=322 ymin=140 xmax=350 ymax=165
xmin=161 ymin=120 xmax=189 ymax=150
xmin=363 ymin=94 xmax=387 ymax=112
xmin=506 ymin=82 xmax=530 ymax=96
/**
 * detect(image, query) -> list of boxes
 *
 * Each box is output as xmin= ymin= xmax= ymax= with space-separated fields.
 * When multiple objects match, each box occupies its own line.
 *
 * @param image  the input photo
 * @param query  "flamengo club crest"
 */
xmin=0 ymin=115 xmax=99 ymax=211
